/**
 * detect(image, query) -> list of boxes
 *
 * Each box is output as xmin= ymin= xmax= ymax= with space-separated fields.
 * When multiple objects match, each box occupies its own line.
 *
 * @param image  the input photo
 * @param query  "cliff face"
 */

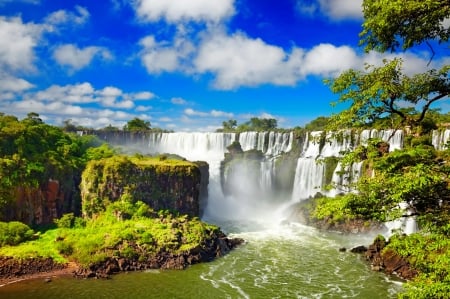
xmin=81 ymin=156 xmax=208 ymax=218
xmin=2 ymin=180 xmax=79 ymax=226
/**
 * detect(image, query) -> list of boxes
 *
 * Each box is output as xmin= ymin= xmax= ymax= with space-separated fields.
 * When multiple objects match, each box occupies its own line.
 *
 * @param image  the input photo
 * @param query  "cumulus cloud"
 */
xmin=0 ymin=17 xmax=42 ymax=72
xmin=53 ymin=44 xmax=112 ymax=71
xmin=45 ymin=5 xmax=90 ymax=26
xmin=133 ymin=91 xmax=155 ymax=100
xmin=133 ymin=0 xmax=235 ymax=23
xmin=184 ymin=108 xmax=233 ymax=118
xmin=33 ymin=82 xmax=96 ymax=103
xmin=297 ymin=0 xmax=362 ymax=20
xmin=301 ymin=43 xmax=359 ymax=76
xmin=135 ymin=105 xmax=152 ymax=112
xmin=139 ymin=35 xmax=194 ymax=74
xmin=195 ymin=32 xmax=362 ymax=89
xmin=0 ymin=72 xmax=34 ymax=93
xmin=195 ymin=32 xmax=302 ymax=89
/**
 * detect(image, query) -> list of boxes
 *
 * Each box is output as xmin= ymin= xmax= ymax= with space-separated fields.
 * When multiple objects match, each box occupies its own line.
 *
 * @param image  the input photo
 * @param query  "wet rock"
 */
xmin=350 ymin=245 xmax=367 ymax=253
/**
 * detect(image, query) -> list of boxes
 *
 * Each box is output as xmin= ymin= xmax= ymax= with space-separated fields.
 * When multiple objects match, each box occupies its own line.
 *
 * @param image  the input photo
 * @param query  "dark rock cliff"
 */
xmin=2 ymin=179 xmax=80 ymax=226
xmin=81 ymin=156 xmax=208 ymax=218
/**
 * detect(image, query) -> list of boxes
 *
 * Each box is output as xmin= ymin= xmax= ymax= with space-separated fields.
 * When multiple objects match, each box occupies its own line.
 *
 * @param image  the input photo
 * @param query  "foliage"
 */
xmin=0 ymin=202 xmax=221 ymax=267
xmin=123 ymin=117 xmax=151 ymax=131
xmin=310 ymin=195 xmax=355 ymax=224
xmin=0 ymin=221 xmax=34 ymax=246
xmin=304 ymin=116 xmax=330 ymax=131
xmin=0 ymin=112 xmax=118 ymax=220
xmin=387 ymin=233 xmax=450 ymax=299
xmin=217 ymin=117 xmax=279 ymax=132
xmin=221 ymin=119 xmax=237 ymax=132
xmin=327 ymin=59 xmax=450 ymax=130
xmin=360 ymin=0 xmax=450 ymax=52
xmin=81 ymin=155 xmax=200 ymax=218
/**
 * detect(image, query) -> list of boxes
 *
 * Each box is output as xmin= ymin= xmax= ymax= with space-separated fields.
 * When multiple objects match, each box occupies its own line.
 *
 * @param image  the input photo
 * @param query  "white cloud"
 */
xmin=139 ymin=35 xmax=194 ymax=74
xmin=301 ymin=43 xmax=360 ymax=76
xmin=211 ymin=109 xmax=234 ymax=118
xmin=184 ymin=108 xmax=207 ymax=117
xmin=0 ymin=73 xmax=34 ymax=93
xmin=133 ymin=0 xmax=235 ymax=23
xmin=33 ymin=82 xmax=96 ymax=103
xmin=184 ymin=108 xmax=233 ymax=118
xmin=135 ymin=105 xmax=152 ymax=112
xmin=0 ymin=17 xmax=42 ymax=72
xmin=196 ymin=32 xmax=302 ymax=89
xmin=45 ymin=6 xmax=90 ymax=26
xmin=53 ymin=44 xmax=112 ymax=71
xmin=133 ymin=91 xmax=155 ymax=100
xmin=171 ymin=97 xmax=187 ymax=105
xmin=297 ymin=0 xmax=362 ymax=20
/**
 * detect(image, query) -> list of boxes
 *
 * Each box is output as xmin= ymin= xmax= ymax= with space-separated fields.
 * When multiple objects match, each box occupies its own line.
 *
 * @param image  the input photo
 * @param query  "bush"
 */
xmin=0 ymin=221 xmax=34 ymax=246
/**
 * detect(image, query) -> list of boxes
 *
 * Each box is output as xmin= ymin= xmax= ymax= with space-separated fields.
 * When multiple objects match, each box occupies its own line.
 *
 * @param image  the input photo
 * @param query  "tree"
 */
xmin=304 ymin=116 xmax=330 ymax=131
xmin=123 ymin=117 xmax=151 ymax=131
xmin=360 ymin=0 xmax=450 ymax=52
xmin=327 ymin=59 xmax=449 ymax=129
xmin=238 ymin=117 xmax=278 ymax=131
xmin=327 ymin=0 xmax=449 ymax=130
xmin=222 ymin=119 xmax=237 ymax=131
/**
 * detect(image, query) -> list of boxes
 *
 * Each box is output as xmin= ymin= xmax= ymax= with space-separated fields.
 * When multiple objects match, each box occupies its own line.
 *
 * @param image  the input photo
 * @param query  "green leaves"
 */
xmin=360 ymin=0 xmax=450 ymax=52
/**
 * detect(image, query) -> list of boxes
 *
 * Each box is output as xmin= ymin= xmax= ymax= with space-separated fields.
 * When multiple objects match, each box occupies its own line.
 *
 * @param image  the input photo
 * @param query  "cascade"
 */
xmin=291 ymin=158 xmax=325 ymax=201
xmin=145 ymin=131 xmax=294 ymax=221
xmin=106 ymin=128 xmax=444 ymax=231
xmin=432 ymin=129 xmax=450 ymax=150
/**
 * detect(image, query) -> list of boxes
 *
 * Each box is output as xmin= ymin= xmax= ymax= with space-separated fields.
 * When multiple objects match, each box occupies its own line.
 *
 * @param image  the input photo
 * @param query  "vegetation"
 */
xmin=123 ymin=117 xmax=151 ymax=132
xmin=327 ymin=0 xmax=449 ymax=131
xmin=0 ymin=202 xmax=221 ymax=267
xmin=309 ymin=1 xmax=450 ymax=297
xmin=0 ymin=112 xmax=114 ymax=219
xmin=80 ymin=155 xmax=201 ymax=218
xmin=0 ymin=221 xmax=35 ymax=246
xmin=217 ymin=117 xmax=278 ymax=132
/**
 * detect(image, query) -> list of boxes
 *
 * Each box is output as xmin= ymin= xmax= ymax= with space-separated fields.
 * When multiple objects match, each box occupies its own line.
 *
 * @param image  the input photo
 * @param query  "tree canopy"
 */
xmin=327 ymin=0 xmax=449 ymax=130
xmin=123 ymin=117 xmax=151 ymax=131
xmin=360 ymin=0 xmax=450 ymax=52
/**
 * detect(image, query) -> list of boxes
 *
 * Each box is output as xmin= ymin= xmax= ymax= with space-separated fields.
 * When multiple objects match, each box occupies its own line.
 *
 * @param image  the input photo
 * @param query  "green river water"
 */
xmin=0 ymin=221 xmax=402 ymax=299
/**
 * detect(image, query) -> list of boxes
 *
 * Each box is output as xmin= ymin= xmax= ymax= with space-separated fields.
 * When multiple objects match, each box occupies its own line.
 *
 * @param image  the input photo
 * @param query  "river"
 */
xmin=0 ymin=219 xmax=402 ymax=299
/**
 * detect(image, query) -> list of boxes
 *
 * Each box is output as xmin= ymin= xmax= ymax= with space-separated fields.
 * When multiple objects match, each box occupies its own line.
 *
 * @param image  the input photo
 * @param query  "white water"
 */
xmin=115 ymin=128 xmax=447 ymax=233
xmin=432 ymin=129 xmax=450 ymax=150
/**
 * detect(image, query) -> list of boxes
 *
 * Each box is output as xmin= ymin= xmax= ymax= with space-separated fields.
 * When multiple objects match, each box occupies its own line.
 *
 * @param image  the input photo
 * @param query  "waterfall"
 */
xmin=102 ymin=128 xmax=446 ymax=231
xmin=291 ymin=158 xmax=325 ymax=201
xmin=360 ymin=129 xmax=403 ymax=151
xmin=432 ymin=129 xmax=450 ymax=150
xmin=147 ymin=131 xmax=295 ymax=222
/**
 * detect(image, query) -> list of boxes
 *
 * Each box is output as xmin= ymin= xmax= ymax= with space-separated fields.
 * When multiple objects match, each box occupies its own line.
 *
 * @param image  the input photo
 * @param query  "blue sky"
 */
xmin=0 ymin=0 xmax=448 ymax=131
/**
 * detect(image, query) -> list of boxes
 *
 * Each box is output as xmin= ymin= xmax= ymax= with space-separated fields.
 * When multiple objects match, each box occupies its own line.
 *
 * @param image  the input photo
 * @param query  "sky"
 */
xmin=0 ymin=0 xmax=448 ymax=131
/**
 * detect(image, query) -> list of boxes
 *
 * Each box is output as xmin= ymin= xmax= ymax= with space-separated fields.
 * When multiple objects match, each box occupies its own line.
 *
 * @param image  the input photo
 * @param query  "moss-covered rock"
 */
xmin=80 ymin=156 xmax=207 ymax=218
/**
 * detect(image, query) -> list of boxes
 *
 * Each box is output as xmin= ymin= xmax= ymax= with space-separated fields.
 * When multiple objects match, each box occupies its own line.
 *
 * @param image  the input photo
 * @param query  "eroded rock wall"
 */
xmin=81 ymin=156 xmax=207 ymax=218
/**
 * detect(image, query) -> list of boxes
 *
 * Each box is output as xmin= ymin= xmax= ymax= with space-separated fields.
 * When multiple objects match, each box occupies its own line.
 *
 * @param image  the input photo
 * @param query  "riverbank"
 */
xmin=0 ymin=236 xmax=244 ymax=285
xmin=0 ymin=258 xmax=77 ymax=287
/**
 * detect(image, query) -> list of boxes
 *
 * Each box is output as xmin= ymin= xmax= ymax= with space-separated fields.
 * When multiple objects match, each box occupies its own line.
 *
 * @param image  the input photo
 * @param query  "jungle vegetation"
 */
xmin=312 ymin=1 xmax=450 ymax=297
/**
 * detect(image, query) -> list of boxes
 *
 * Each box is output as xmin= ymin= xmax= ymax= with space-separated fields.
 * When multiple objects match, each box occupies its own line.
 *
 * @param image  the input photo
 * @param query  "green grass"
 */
xmin=0 ymin=203 xmax=220 ymax=267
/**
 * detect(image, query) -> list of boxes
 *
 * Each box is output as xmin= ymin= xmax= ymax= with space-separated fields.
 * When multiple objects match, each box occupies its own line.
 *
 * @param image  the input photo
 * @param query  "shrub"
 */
xmin=0 ymin=221 xmax=34 ymax=246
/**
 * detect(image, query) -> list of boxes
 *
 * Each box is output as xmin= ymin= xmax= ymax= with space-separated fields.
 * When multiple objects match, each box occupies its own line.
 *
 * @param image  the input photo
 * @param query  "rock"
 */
xmin=350 ymin=245 xmax=367 ymax=253
xmin=339 ymin=247 xmax=347 ymax=252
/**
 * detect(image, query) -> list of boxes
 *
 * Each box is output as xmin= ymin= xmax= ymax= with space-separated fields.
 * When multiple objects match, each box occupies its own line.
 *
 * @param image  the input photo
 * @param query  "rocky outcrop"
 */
xmin=2 ymin=180 xmax=79 ymax=226
xmin=364 ymin=236 xmax=418 ymax=280
xmin=81 ymin=156 xmax=208 ymax=218
xmin=0 ymin=257 xmax=68 ymax=282
xmin=73 ymin=234 xmax=244 ymax=279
